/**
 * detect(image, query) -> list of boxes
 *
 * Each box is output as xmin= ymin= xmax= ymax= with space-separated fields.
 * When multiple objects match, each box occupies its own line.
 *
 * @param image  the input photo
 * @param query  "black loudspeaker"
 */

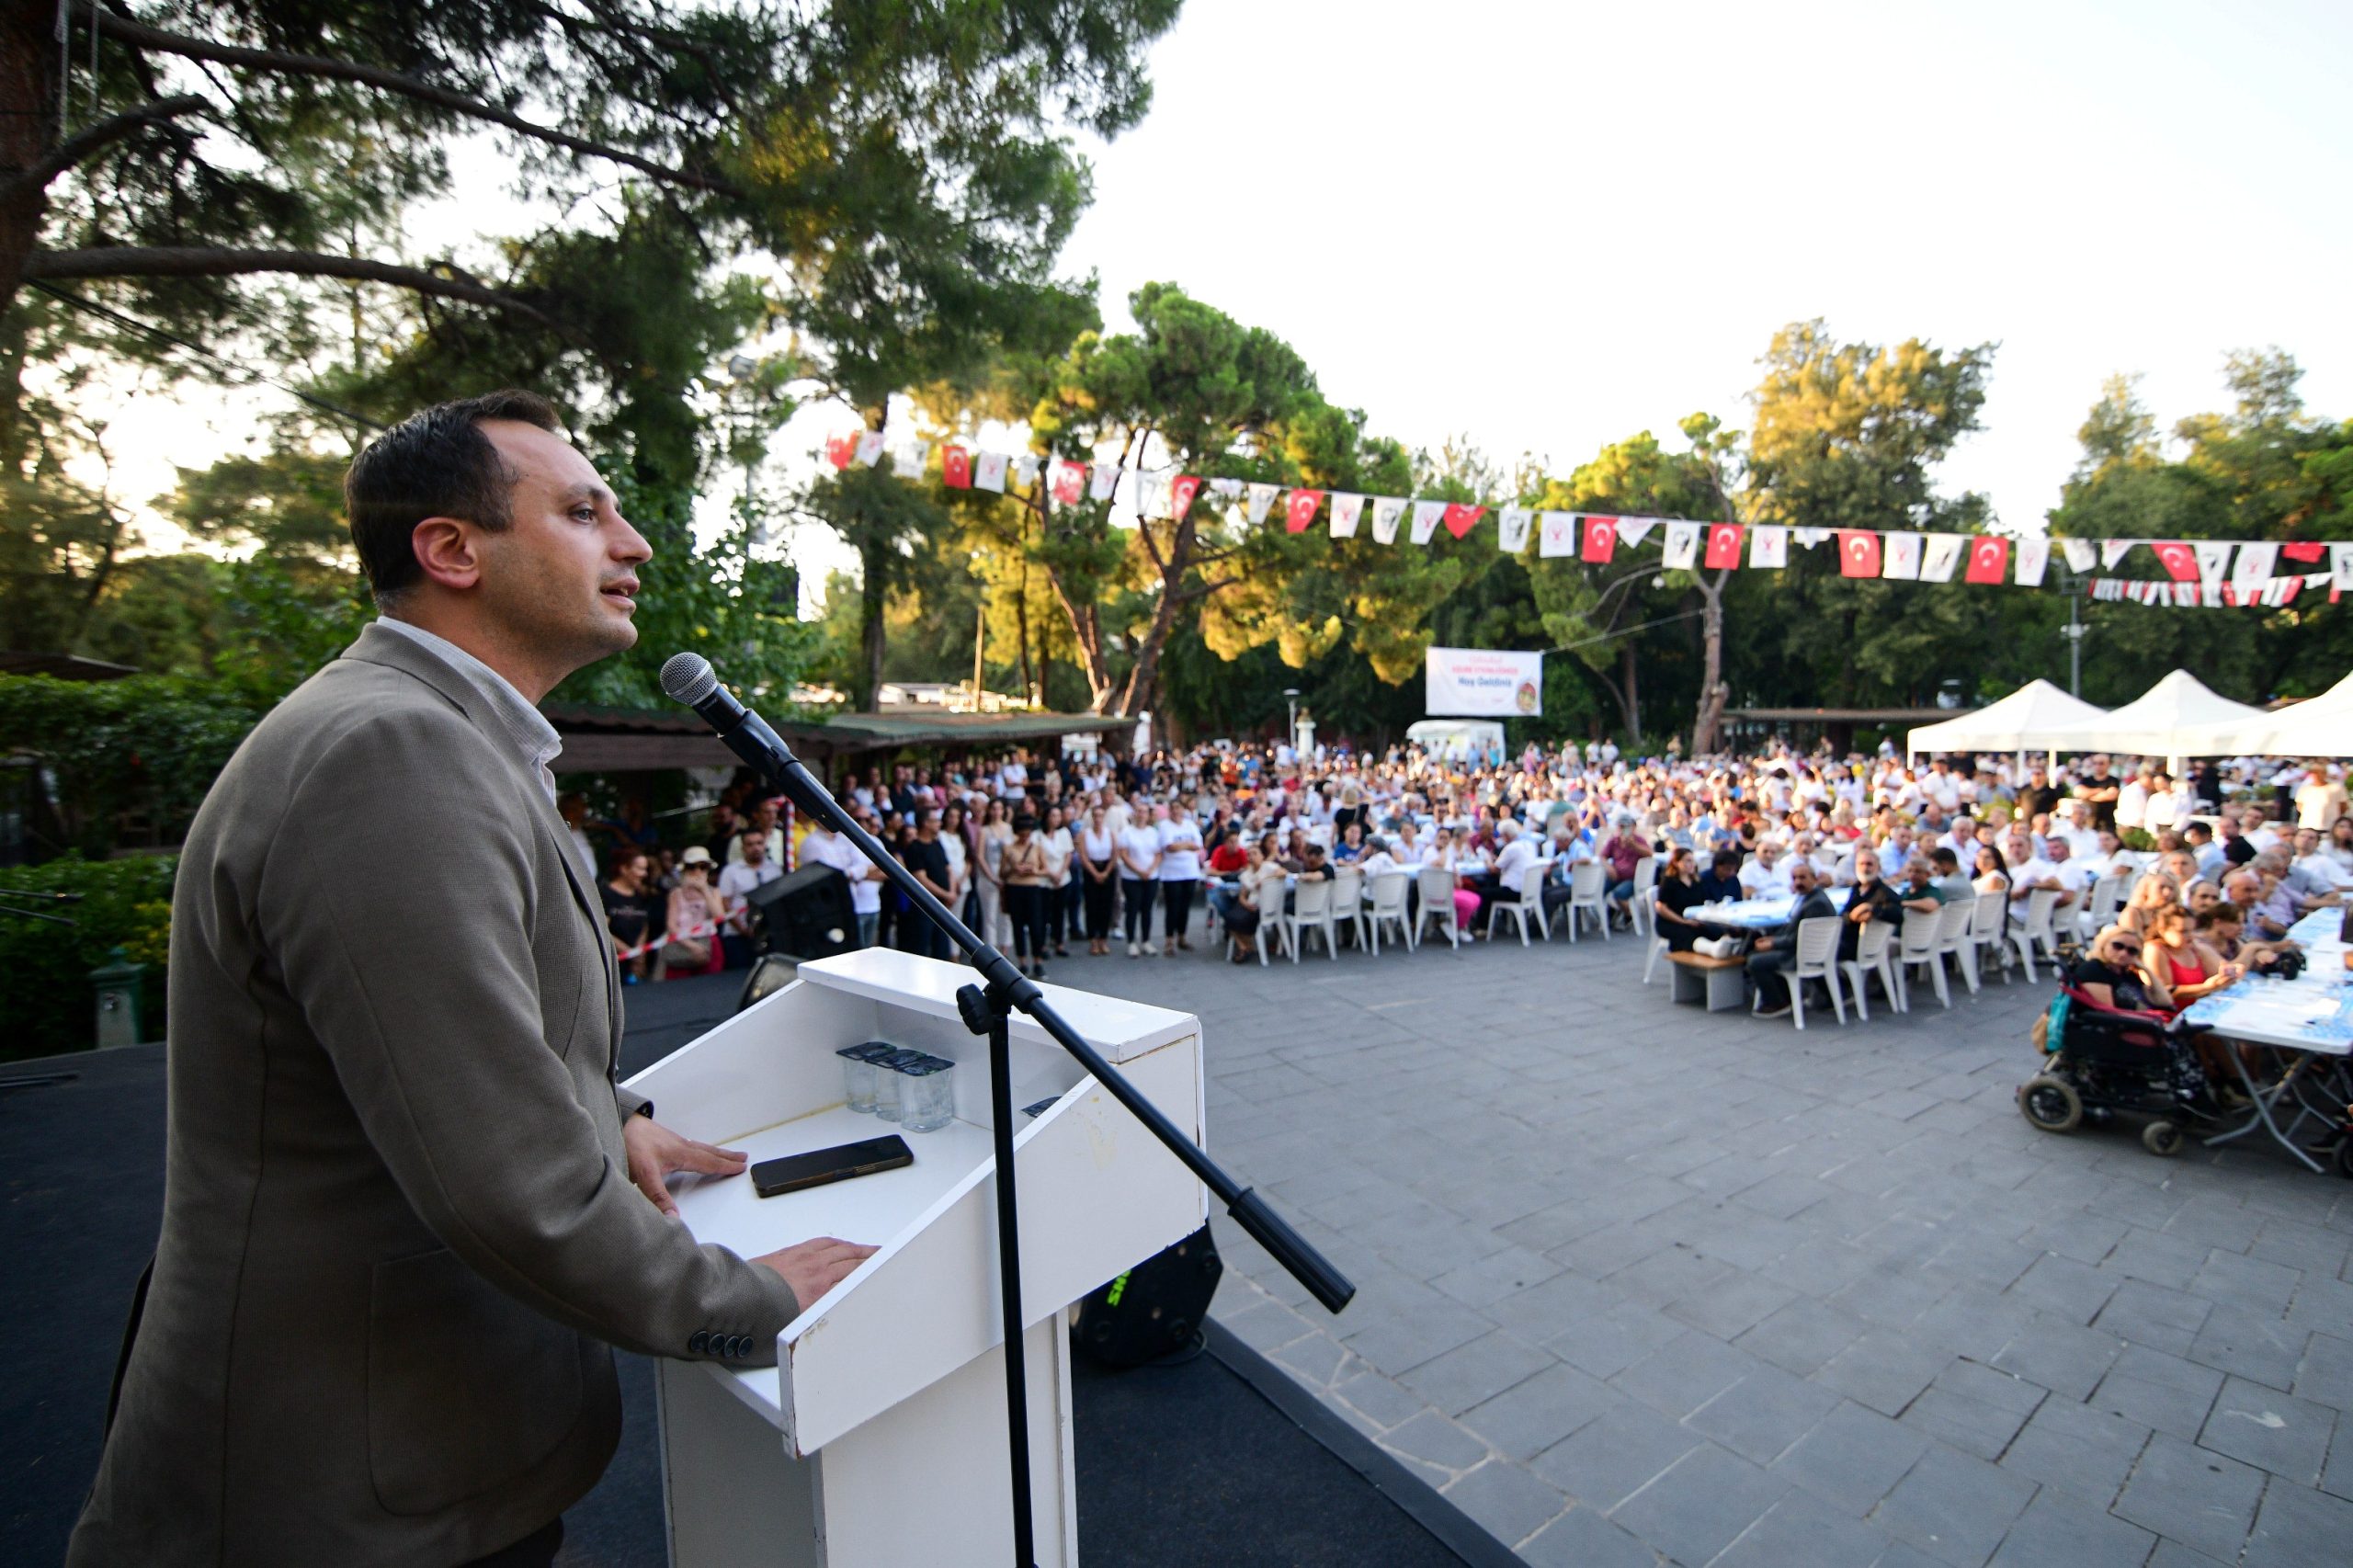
xmin=1074 ymin=1226 xmax=1223 ymax=1367
xmin=745 ymin=864 xmax=857 ymax=960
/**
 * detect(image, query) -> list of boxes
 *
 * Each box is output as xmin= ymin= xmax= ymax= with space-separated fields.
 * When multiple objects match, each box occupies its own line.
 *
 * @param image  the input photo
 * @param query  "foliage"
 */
xmin=0 ymin=676 xmax=267 ymax=857
xmin=0 ymin=854 xmax=178 ymax=1060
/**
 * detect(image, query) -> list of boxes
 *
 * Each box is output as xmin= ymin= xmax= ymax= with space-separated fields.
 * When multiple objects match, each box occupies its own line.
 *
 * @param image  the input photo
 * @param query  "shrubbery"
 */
xmin=0 ymin=675 xmax=267 ymax=858
xmin=0 ymin=856 xmax=176 ymax=1059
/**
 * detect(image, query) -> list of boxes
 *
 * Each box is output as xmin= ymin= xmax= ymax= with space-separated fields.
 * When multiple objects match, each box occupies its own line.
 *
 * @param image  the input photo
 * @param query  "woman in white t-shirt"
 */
xmin=1079 ymin=802 xmax=1120 ymax=955
xmin=977 ymin=798 xmax=1014 ymax=947
xmin=1116 ymin=807 xmax=1164 ymax=956
xmin=1156 ymin=805 xmax=1206 ymax=955
xmin=1041 ymin=802 xmax=1076 ymax=959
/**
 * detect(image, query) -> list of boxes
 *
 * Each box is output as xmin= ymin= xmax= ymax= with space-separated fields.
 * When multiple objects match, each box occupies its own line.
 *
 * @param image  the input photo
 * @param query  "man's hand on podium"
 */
xmin=755 ymin=1238 xmax=879 ymax=1308
xmin=622 ymin=1114 xmax=752 ymax=1219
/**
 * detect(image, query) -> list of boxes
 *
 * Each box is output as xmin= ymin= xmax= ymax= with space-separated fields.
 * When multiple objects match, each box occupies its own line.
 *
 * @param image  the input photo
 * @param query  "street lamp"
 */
xmin=1283 ymin=687 xmax=1301 ymax=750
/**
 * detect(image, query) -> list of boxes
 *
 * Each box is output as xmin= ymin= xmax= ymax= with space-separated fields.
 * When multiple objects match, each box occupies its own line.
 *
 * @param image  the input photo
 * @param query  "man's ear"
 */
xmin=410 ymin=516 xmax=483 ymax=591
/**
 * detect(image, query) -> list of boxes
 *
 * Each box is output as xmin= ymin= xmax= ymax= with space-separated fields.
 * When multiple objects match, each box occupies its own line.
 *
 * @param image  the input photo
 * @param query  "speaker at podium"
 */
xmin=630 ymin=949 xmax=1207 ymax=1567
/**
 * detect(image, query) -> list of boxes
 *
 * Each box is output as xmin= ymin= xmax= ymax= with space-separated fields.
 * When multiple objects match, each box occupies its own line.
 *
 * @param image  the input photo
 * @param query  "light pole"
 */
xmin=1283 ymin=687 xmax=1301 ymax=752
xmin=2061 ymin=572 xmax=2087 ymax=696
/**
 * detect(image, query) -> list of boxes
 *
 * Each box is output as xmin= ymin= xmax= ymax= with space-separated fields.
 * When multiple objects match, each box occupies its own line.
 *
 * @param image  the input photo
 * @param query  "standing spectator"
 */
xmin=1118 ymin=805 xmax=1164 ymax=957
xmin=2297 ymin=762 xmax=2348 ymax=832
xmin=716 ymin=828 xmax=782 ymax=967
xmin=1000 ymin=812 xmax=1053 ymax=979
xmin=976 ymin=798 xmax=1014 ymax=949
xmin=801 ymin=812 xmax=886 ymax=949
xmin=661 ymin=847 xmax=729 ymax=975
xmin=600 ymin=846 xmax=662 ymax=985
xmin=2075 ymin=755 xmax=2121 ymax=835
xmin=1041 ymin=803 xmax=1076 ymax=958
xmin=896 ymin=811 xmax=956 ymax=960
xmin=1156 ymin=801 xmax=1206 ymax=954
xmin=558 ymin=791 xmax=598 ymax=882
xmin=701 ymin=801 xmax=740 ymax=867
xmin=1079 ymin=802 xmax=1120 ymax=956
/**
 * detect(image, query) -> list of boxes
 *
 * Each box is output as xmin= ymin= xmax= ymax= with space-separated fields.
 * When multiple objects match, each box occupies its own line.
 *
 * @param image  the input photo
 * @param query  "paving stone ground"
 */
xmin=1043 ymin=915 xmax=2353 ymax=1567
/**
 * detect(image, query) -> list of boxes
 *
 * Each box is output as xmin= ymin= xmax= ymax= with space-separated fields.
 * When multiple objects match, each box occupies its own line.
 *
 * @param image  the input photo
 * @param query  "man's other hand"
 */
xmin=622 ymin=1115 xmax=748 ymax=1219
xmin=755 ymin=1238 xmax=878 ymax=1306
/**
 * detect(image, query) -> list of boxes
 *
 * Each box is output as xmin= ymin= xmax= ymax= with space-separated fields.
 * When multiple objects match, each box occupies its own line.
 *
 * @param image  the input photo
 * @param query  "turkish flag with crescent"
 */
xmin=1444 ymin=504 xmax=1485 ymax=540
xmin=1963 ymin=536 xmax=2010 ymax=585
xmin=1169 ymin=474 xmax=1202 ymax=522
xmin=1051 ymin=460 xmax=1087 ymax=506
xmin=1581 ymin=516 xmax=1617 ymax=562
xmin=1703 ymin=523 xmax=1745 ymax=570
xmin=825 ymin=432 xmax=860 ymax=470
xmin=2151 ymin=540 xmax=2200 ymax=583
xmin=1285 ymin=489 xmax=1324 ymax=533
xmin=942 ymin=446 xmax=972 ymax=488
xmin=1836 ymin=531 xmax=1881 ymax=577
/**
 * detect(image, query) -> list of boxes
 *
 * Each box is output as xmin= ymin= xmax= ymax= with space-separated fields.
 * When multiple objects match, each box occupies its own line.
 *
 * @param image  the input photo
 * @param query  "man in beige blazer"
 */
xmin=69 ymin=391 xmax=873 ymax=1568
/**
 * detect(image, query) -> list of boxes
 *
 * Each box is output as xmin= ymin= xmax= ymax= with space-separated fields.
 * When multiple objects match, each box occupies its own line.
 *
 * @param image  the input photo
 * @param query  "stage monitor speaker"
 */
xmin=745 ymin=864 xmax=857 ymax=961
xmin=1074 ymin=1225 xmax=1222 ymax=1367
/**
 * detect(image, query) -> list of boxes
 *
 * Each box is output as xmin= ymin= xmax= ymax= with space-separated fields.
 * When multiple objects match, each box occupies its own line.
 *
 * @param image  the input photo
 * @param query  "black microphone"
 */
xmin=658 ymin=653 xmax=829 ymax=820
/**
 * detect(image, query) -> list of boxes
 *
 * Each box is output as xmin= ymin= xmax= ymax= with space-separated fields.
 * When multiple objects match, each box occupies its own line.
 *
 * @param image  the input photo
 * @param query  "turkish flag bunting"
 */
xmin=825 ymin=432 xmax=860 ymax=470
xmin=2151 ymin=540 xmax=2200 ymax=583
xmin=2282 ymin=540 xmax=2325 ymax=564
xmin=1444 ymin=504 xmax=1484 ymax=540
xmin=1169 ymin=474 xmax=1201 ymax=522
xmin=942 ymin=446 xmax=972 ymax=488
xmin=1836 ymin=530 xmax=1881 ymax=578
xmin=1581 ymin=516 xmax=1617 ymax=563
xmin=1963 ymin=536 xmax=2010 ymax=585
xmin=1051 ymin=460 xmax=1087 ymax=506
xmin=1703 ymin=523 xmax=1745 ymax=570
xmin=1285 ymin=489 xmax=1324 ymax=533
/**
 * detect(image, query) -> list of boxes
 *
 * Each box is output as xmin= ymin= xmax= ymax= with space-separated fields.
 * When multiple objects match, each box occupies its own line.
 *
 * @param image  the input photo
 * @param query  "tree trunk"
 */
xmin=0 ymin=0 xmax=58 ymax=335
xmin=857 ymin=536 xmax=888 ymax=713
xmin=1051 ymin=577 xmax=1116 ymax=710
xmin=1692 ymin=573 xmax=1728 ymax=755
xmin=1116 ymin=514 xmax=1195 ymax=717
xmin=1619 ymin=640 xmax=1642 ymax=744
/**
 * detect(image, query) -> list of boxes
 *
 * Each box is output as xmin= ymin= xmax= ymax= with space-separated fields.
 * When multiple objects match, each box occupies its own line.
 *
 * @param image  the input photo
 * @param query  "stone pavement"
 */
xmin=1040 ymin=918 xmax=2353 ymax=1567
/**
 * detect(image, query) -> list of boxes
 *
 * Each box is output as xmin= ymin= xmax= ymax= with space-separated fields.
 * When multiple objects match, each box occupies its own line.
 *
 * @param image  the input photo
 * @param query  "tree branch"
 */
xmin=81 ymin=5 xmax=740 ymax=197
xmin=25 ymin=247 xmax=579 ymax=339
xmin=3 ymin=94 xmax=210 ymax=200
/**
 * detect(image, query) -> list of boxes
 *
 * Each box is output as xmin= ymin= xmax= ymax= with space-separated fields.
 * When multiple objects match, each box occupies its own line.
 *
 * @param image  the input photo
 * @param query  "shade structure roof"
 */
xmin=2070 ymin=670 xmax=2269 ymax=755
xmin=2171 ymin=670 xmax=2353 ymax=757
xmin=1905 ymin=679 xmax=2109 ymax=757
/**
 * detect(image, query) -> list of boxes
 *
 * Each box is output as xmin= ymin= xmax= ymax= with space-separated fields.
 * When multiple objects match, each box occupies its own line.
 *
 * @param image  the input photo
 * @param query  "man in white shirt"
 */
xmin=1737 ymin=841 xmax=1791 ymax=896
xmin=2142 ymin=773 xmax=2179 ymax=835
xmin=2115 ymin=766 xmax=2152 ymax=835
xmin=801 ymin=817 xmax=886 ymax=947
xmin=2008 ymin=835 xmax=2085 ymax=924
xmin=716 ymin=827 xmax=784 ymax=964
xmin=1492 ymin=820 xmax=1540 ymax=902
xmin=2296 ymin=764 xmax=2347 ymax=832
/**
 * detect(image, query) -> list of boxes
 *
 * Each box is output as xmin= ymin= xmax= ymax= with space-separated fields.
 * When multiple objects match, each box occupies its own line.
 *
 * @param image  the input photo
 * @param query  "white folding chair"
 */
xmin=1965 ymin=892 xmax=2008 ymax=986
xmin=1783 ymin=915 xmax=1847 ymax=1030
xmin=1642 ymin=932 xmax=1673 ymax=984
xmin=1286 ymin=875 xmax=1338 ymax=961
xmin=2082 ymin=870 xmax=2128 ymax=939
xmin=1366 ymin=871 xmax=1413 ymax=954
xmin=1330 ymin=867 xmax=1367 ymax=952
xmin=1628 ymin=856 xmax=1657 ymax=937
xmin=1414 ymin=864 xmax=1461 ymax=951
xmin=1838 ymin=915 xmax=1898 ymax=1022
xmin=2008 ymin=887 xmax=2062 ymax=983
xmin=1486 ymin=862 xmax=1548 ymax=946
xmin=1936 ymin=897 xmax=1979 ymax=995
xmin=1565 ymin=860 xmax=1608 ymax=942
xmin=1224 ymin=896 xmax=1278 ymax=967
xmin=1896 ymin=907 xmax=1948 ymax=1010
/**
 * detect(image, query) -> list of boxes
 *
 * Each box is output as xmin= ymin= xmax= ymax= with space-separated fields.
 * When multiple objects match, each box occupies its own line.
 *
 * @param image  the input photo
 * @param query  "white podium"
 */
xmin=624 ymin=950 xmax=1208 ymax=1568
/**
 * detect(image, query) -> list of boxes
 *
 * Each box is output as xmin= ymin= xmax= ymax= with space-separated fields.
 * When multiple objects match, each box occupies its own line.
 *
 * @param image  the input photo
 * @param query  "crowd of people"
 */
xmin=567 ymin=735 xmax=2352 ymax=995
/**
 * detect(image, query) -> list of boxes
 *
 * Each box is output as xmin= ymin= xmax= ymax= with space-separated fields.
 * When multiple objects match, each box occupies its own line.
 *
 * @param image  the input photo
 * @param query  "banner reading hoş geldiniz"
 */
xmin=1425 ymin=647 xmax=1543 ymax=718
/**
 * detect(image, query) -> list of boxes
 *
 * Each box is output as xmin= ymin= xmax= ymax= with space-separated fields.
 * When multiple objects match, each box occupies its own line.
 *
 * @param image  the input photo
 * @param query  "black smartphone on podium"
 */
xmin=751 ymin=1135 xmax=913 ymax=1198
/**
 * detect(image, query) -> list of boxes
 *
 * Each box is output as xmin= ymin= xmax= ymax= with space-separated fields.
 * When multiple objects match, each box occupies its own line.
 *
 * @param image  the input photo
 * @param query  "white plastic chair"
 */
xmin=2082 ymin=870 xmax=2129 ymax=939
xmin=1932 ymin=897 xmax=1978 ymax=995
xmin=1366 ymin=871 xmax=1413 ymax=954
xmin=1286 ymin=875 xmax=1338 ymax=962
xmin=1628 ymin=856 xmax=1658 ymax=937
xmin=1223 ymin=892 xmax=1278 ymax=967
xmin=1838 ymin=915 xmax=1898 ymax=1022
xmin=1965 ymin=892 xmax=2008 ymax=986
xmin=1414 ymin=864 xmax=1461 ymax=951
xmin=1783 ymin=915 xmax=1847 ymax=1030
xmin=1486 ymin=862 xmax=1549 ymax=946
xmin=1896 ymin=907 xmax=1948 ymax=1010
xmin=2008 ymin=887 xmax=2062 ymax=983
xmin=1642 ymin=933 xmax=1672 ymax=984
xmin=1330 ymin=867 xmax=1367 ymax=952
xmin=1565 ymin=860 xmax=1608 ymax=942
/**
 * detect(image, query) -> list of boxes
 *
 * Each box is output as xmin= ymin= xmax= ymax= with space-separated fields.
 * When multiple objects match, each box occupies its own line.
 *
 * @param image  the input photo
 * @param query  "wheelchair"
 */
xmin=2017 ymin=981 xmax=2222 ymax=1158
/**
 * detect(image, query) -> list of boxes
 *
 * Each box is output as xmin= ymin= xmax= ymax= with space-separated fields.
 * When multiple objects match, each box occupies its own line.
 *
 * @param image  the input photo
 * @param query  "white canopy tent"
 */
xmin=1905 ymin=679 xmax=2109 ymax=759
xmin=2069 ymin=669 xmax=2268 ymax=756
xmin=2172 ymin=670 xmax=2353 ymax=757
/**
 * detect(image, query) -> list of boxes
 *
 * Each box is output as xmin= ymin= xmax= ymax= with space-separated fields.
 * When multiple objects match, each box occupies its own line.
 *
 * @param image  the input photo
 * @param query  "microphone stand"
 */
xmin=680 ymin=671 xmax=1354 ymax=1568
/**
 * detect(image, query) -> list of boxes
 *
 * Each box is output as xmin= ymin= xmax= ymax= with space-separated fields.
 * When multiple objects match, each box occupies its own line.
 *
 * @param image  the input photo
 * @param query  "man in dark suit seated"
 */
xmin=1744 ymin=859 xmax=1836 ymax=1018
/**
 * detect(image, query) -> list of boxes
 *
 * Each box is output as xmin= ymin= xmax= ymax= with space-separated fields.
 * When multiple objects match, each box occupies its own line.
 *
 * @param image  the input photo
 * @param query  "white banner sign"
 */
xmin=1426 ymin=646 xmax=1543 ymax=718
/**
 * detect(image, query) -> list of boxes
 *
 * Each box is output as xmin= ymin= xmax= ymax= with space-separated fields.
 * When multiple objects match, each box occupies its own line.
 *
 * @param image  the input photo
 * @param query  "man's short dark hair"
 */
xmin=344 ymin=390 xmax=562 ymax=602
xmin=1931 ymin=847 xmax=1959 ymax=871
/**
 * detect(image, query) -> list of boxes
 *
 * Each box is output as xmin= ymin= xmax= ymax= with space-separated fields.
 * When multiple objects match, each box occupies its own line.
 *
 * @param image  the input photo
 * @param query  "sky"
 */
xmin=86 ymin=0 xmax=2353 ymax=601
